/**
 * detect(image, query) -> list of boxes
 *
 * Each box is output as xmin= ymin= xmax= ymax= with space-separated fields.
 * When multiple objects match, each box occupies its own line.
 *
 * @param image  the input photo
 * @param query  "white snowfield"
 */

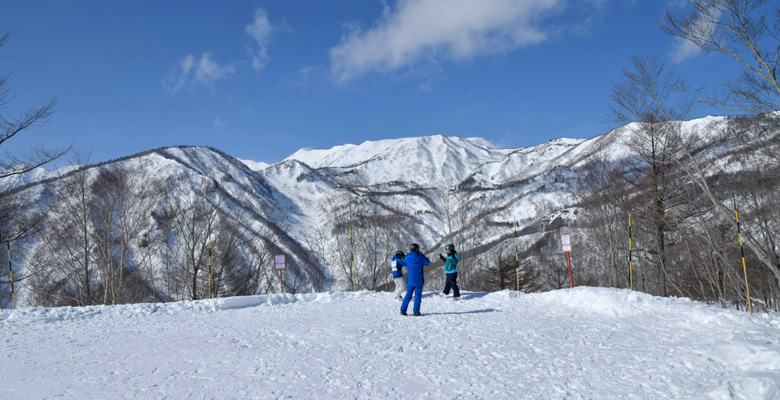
xmin=1 ymin=287 xmax=779 ymax=400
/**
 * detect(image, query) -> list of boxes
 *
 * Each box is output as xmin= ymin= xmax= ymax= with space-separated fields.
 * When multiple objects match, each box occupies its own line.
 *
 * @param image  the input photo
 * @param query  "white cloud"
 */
xmin=585 ymin=0 xmax=610 ymax=8
xmin=213 ymin=116 xmax=229 ymax=128
xmin=195 ymin=53 xmax=235 ymax=86
xmin=668 ymin=2 xmax=719 ymax=63
xmin=162 ymin=53 xmax=235 ymax=95
xmin=329 ymin=0 xmax=562 ymax=83
xmin=246 ymin=7 xmax=273 ymax=71
xmin=281 ymin=66 xmax=328 ymax=91
xmin=181 ymin=55 xmax=195 ymax=75
xmin=665 ymin=0 xmax=689 ymax=9
xmin=161 ymin=55 xmax=195 ymax=94
xmin=670 ymin=37 xmax=702 ymax=63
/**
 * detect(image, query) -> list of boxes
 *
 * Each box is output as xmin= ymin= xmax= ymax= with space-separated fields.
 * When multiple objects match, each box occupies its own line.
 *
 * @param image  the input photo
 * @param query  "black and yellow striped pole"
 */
xmin=208 ymin=239 xmax=212 ymax=299
xmin=628 ymin=212 xmax=633 ymax=291
xmin=7 ymin=240 xmax=14 ymax=309
xmin=513 ymin=219 xmax=520 ymax=291
xmin=733 ymin=200 xmax=752 ymax=315
xmin=350 ymin=225 xmax=356 ymax=291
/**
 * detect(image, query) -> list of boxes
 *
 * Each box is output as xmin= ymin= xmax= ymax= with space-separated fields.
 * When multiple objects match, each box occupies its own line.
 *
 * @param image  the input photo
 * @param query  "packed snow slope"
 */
xmin=2 ymin=287 xmax=779 ymax=399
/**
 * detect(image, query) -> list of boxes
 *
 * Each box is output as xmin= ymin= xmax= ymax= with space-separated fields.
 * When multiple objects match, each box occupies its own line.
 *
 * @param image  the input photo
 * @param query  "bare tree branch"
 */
xmin=662 ymin=0 xmax=780 ymax=113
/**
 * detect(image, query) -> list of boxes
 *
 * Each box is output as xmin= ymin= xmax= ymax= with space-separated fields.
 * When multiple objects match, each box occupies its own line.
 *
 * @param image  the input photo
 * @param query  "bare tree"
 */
xmin=661 ymin=2 xmax=780 ymax=292
xmin=354 ymin=201 xmax=396 ymax=291
xmin=578 ymin=155 xmax=632 ymax=288
xmin=208 ymin=198 xmax=275 ymax=298
xmin=450 ymin=189 xmax=482 ymax=291
xmin=238 ymin=218 xmax=280 ymax=295
xmin=168 ymin=187 xmax=220 ymax=300
xmin=322 ymin=190 xmax=362 ymax=291
xmin=151 ymin=190 xmax=177 ymax=301
xmin=90 ymin=168 xmax=158 ymax=304
xmin=33 ymin=167 xmax=96 ymax=305
xmin=302 ymin=221 xmax=334 ymax=292
xmin=26 ymin=165 xmax=159 ymax=306
xmin=610 ymin=56 xmax=696 ymax=296
xmin=0 ymin=32 xmax=68 ymax=306
xmin=475 ymin=242 xmax=540 ymax=292
xmin=432 ymin=186 xmax=457 ymax=242
xmin=430 ymin=186 xmax=486 ymax=291
xmin=535 ymin=233 xmax=570 ymax=290
xmin=0 ymin=33 xmax=67 ymax=179
xmin=662 ymin=0 xmax=780 ymax=113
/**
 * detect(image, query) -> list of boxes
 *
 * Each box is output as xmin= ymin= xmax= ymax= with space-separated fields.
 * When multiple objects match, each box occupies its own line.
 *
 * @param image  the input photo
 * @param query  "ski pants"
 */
xmin=392 ymin=277 xmax=406 ymax=298
xmin=401 ymin=285 xmax=424 ymax=314
xmin=443 ymin=272 xmax=460 ymax=298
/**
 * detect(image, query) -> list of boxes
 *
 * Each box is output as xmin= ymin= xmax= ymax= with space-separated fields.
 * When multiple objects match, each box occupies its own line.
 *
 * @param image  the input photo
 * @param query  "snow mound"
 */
xmin=529 ymin=286 xmax=681 ymax=316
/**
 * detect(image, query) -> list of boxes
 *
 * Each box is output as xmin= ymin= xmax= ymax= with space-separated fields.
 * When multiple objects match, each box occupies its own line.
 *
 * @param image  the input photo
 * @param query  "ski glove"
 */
xmin=439 ymin=254 xmax=446 ymax=262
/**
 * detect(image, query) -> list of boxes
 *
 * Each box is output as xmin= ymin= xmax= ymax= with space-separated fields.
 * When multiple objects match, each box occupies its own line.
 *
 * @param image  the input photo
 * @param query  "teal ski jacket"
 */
xmin=444 ymin=252 xmax=459 ymax=274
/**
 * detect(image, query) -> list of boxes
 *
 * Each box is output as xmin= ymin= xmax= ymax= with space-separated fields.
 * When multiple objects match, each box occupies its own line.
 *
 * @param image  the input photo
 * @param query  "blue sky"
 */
xmin=0 ymin=0 xmax=742 ymax=166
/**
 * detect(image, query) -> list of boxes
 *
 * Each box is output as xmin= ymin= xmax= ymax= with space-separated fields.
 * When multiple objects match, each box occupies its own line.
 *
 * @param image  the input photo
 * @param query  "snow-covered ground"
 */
xmin=2 ymin=287 xmax=779 ymax=399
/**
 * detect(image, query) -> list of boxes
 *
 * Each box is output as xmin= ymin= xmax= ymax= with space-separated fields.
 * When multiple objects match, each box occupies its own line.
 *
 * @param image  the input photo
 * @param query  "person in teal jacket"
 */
xmin=438 ymin=243 xmax=460 ymax=300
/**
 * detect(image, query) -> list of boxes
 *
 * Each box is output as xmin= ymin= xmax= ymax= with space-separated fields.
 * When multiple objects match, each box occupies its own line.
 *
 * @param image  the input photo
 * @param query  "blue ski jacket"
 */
xmin=444 ymin=252 xmax=459 ymax=274
xmin=390 ymin=254 xmax=404 ymax=278
xmin=397 ymin=251 xmax=430 ymax=287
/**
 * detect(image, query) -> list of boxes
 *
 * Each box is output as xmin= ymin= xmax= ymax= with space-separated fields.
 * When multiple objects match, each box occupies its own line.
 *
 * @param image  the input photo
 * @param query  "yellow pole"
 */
xmin=513 ymin=219 xmax=520 ymax=291
xmin=734 ymin=206 xmax=752 ymax=315
xmin=7 ymin=242 xmax=13 ymax=309
xmin=208 ymin=240 xmax=212 ymax=299
xmin=628 ymin=212 xmax=633 ymax=291
xmin=350 ymin=225 xmax=356 ymax=291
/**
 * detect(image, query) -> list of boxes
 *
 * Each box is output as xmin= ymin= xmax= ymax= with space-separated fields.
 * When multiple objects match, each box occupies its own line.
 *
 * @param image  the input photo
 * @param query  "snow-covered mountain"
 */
xmin=254 ymin=131 xmax=600 ymax=265
xmin=253 ymin=122 xmax=638 ymax=249
xmin=1 ymin=114 xmax=751 ymax=299
xmin=284 ymin=135 xmax=507 ymax=185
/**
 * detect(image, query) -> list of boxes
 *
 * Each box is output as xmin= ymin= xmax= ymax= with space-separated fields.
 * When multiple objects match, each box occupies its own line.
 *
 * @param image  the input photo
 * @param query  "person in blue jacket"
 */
xmin=397 ymin=243 xmax=431 ymax=316
xmin=439 ymin=243 xmax=460 ymax=300
xmin=390 ymin=250 xmax=406 ymax=300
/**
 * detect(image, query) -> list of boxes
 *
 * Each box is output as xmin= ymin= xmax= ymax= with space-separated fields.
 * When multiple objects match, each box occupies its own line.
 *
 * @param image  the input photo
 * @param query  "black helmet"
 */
xmin=445 ymin=243 xmax=455 ymax=252
xmin=395 ymin=250 xmax=405 ymax=258
xmin=410 ymin=243 xmax=420 ymax=253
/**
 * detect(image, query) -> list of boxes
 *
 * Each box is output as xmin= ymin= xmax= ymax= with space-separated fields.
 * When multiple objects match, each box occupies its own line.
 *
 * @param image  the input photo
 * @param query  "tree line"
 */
xmin=19 ymin=165 xmax=321 ymax=306
xmin=574 ymin=0 xmax=780 ymax=312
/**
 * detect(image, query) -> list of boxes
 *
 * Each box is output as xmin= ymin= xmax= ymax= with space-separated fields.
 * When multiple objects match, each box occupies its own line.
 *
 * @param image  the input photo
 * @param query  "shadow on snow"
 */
xmin=422 ymin=309 xmax=500 ymax=316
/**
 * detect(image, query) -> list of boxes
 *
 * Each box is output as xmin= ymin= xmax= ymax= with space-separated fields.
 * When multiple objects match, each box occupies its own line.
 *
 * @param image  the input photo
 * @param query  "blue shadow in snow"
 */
xmin=422 ymin=308 xmax=500 ymax=316
xmin=419 ymin=292 xmax=491 ymax=300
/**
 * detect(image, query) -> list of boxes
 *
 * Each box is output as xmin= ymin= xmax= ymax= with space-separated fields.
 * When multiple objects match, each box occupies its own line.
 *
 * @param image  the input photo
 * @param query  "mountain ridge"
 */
xmin=2 ymin=113 xmax=758 ymax=300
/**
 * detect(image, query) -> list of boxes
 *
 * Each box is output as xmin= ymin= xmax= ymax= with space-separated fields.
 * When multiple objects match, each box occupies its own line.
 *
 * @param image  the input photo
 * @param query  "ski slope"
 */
xmin=1 ymin=287 xmax=779 ymax=399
